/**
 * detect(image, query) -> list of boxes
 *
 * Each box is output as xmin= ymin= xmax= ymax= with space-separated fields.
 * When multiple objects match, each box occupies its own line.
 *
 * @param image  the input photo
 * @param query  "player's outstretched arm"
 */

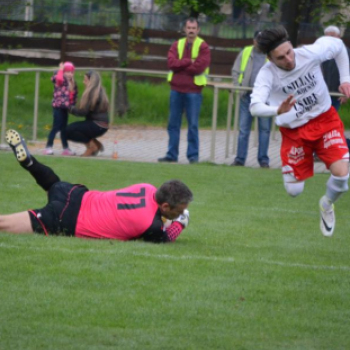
xmin=0 ymin=212 xmax=34 ymax=234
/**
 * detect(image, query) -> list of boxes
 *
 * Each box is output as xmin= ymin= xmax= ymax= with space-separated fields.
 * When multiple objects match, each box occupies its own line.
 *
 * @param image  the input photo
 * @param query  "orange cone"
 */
xmin=112 ymin=141 xmax=118 ymax=159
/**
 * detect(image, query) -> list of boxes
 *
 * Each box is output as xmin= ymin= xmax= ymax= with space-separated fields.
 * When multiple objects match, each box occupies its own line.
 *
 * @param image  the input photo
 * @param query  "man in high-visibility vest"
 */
xmin=158 ymin=17 xmax=211 ymax=164
xmin=231 ymin=31 xmax=271 ymax=168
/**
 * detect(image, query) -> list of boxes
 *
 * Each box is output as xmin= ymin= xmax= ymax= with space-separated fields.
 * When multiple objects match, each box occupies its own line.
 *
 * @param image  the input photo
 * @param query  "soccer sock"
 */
xmin=325 ymin=174 xmax=349 ymax=205
xmin=320 ymin=195 xmax=333 ymax=211
xmin=22 ymin=156 xmax=61 ymax=191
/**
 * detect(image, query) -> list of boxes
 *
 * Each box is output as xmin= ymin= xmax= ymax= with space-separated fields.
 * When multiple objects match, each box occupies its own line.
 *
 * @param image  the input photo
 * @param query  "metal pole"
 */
xmin=110 ymin=71 xmax=116 ymax=125
xmin=1 ymin=74 xmax=10 ymax=147
xmin=225 ymin=90 xmax=234 ymax=158
xmin=210 ymin=85 xmax=219 ymax=162
xmin=232 ymin=92 xmax=240 ymax=155
xmin=253 ymin=116 xmax=258 ymax=148
xmin=272 ymin=116 xmax=277 ymax=140
xmin=32 ymin=71 xmax=40 ymax=142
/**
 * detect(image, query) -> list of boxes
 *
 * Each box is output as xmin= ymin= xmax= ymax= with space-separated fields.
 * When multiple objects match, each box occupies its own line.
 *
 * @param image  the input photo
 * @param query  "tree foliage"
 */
xmin=233 ymin=0 xmax=278 ymax=14
xmin=155 ymin=0 xmax=280 ymax=22
xmin=156 ymin=0 xmax=227 ymax=22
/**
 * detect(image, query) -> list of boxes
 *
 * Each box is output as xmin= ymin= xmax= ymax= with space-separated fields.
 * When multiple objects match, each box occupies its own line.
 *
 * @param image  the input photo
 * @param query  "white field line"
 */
xmin=1 ymin=242 xmax=349 ymax=271
xmin=133 ymin=252 xmax=350 ymax=271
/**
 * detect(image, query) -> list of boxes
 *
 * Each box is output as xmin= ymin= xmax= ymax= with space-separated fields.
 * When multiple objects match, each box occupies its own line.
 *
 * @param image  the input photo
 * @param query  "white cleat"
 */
xmin=319 ymin=197 xmax=335 ymax=237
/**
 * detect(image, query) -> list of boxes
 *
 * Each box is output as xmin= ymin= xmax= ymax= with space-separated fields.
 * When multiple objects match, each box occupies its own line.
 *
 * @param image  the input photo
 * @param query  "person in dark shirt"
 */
xmin=321 ymin=25 xmax=350 ymax=150
xmin=67 ymin=70 xmax=109 ymax=157
xmin=322 ymin=25 xmax=350 ymax=111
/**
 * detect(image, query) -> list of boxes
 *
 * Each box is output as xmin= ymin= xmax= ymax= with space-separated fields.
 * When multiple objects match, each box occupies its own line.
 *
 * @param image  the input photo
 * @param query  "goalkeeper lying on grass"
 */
xmin=0 ymin=130 xmax=192 ymax=243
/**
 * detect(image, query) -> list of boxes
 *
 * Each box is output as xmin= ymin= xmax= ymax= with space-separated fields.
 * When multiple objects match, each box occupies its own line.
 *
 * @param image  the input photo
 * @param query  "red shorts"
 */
xmin=280 ymin=107 xmax=349 ymax=181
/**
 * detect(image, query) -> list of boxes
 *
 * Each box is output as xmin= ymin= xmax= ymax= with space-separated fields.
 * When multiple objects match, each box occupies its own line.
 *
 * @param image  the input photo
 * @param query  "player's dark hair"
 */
xmin=257 ymin=26 xmax=289 ymax=55
xmin=156 ymin=180 xmax=193 ymax=208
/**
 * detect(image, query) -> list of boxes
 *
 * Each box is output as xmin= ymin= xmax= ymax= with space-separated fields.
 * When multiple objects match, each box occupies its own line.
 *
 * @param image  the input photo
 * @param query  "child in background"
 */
xmin=44 ymin=62 xmax=78 ymax=155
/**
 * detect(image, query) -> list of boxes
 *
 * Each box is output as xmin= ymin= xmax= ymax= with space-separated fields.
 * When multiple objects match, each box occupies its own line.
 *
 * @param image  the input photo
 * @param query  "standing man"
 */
xmin=231 ymin=31 xmax=271 ymax=168
xmin=250 ymin=26 xmax=350 ymax=237
xmin=321 ymin=25 xmax=350 ymax=150
xmin=158 ymin=17 xmax=211 ymax=164
xmin=322 ymin=25 xmax=350 ymax=111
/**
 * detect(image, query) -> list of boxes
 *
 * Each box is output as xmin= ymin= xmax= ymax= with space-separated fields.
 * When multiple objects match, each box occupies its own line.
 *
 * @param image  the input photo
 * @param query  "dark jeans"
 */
xmin=166 ymin=90 xmax=202 ymax=162
xmin=65 ymin=121 xmax=108 ymax=144
xmin=235 ymin=94 xmax=271 ymax=166
xmin=331 ymin=96 xmax=341 ymax=111
xmin=46 ymin=108 xmax=69 ymax=148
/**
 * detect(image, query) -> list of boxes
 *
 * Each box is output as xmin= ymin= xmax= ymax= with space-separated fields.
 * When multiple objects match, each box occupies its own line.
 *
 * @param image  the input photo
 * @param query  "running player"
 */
xmin=0 ymin=130 xmax=192 ymax=243
xmin=250 ymin=26 xmax=350 ymax=237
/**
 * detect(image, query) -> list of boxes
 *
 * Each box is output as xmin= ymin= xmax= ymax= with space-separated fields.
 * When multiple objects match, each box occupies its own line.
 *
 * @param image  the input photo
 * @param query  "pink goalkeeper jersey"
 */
xmin=75 ymin=183 xmax=159 ymax=240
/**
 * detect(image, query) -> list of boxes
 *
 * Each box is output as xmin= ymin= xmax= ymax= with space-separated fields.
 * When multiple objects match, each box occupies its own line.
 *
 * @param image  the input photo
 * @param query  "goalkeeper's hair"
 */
xmin=156 ymin=180 xmax=193 ymax=208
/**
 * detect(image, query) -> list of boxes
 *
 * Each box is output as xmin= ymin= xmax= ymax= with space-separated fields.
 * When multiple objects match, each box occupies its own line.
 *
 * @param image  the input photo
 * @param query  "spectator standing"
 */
xmin=231 ymin=31 xmax=271 ymax=168
xmin=322 ymin=25 xmax=350 ymax=111
xmin=44 ymin=62 xmax=77 ymax=156
xmin=158 ymin=17 xmax=211 ymax=164
xmin=66 ymin=70 xmax=109 ymax=157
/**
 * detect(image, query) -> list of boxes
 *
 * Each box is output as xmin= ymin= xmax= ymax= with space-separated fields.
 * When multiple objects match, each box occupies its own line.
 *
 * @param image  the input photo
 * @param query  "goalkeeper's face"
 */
xmin=161 ymin=202 xmax=188 ymax=220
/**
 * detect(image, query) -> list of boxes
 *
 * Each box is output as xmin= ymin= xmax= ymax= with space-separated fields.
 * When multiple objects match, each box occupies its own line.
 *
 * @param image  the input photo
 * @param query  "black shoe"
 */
xmin=231 ymin=160 xmax=244 ymax=166
xmin=158 ymin=156 xmax=177 ymax=163
xmin=260 ymin=163 xmax=270 ymax=169
xmin=189 ymin=158 xmax=198 ymax=164
xmin=6 ymin=129 xmax=33 ymax=167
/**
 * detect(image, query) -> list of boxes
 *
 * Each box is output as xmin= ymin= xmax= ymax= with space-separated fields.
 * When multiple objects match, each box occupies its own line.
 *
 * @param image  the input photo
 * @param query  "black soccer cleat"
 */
xmin=6 ymin=129 xmax=32 ymax=166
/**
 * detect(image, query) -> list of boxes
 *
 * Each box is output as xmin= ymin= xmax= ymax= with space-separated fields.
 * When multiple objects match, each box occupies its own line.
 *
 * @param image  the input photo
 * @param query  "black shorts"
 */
xmin=29 ymin=182 xmax=89 ymax=236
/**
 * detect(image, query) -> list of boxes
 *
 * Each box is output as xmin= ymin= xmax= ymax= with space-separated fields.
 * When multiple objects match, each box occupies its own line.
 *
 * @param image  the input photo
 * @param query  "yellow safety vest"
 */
xmin=238 ymin=45 xmax=267 ymax=84
xmin=167 ymin=37 xmax=209 ymax=86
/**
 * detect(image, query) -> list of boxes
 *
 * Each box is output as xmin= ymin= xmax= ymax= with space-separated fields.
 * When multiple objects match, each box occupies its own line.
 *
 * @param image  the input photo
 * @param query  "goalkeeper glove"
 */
xmin=173 ymin=209 xmax=189 ymax=228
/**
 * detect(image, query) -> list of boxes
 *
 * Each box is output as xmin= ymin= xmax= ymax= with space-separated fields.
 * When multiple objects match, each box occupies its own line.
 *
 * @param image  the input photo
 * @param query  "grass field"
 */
xmin=1 ymin=153 xmax=350 ymax=349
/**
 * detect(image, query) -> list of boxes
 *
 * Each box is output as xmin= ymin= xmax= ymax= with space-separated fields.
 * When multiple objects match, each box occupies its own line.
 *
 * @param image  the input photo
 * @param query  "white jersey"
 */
xmin=250 ymin=36 xmax=350 ymax=129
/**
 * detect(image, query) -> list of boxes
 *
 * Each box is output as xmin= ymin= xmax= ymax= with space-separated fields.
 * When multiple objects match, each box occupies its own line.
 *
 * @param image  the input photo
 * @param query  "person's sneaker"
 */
xmin=158 ymin=156 xmax=177 ymax=163
xmin=231 ymin=160 xmax=244 ymax=166
xmin=260 ymin=163 xmax=270 ymax=169
xmin=319 ymin=196 xmax=335 ymax=237
xmin=43 ymin=148 xmax=54 ymax=155
xmin=5 ymin=129 xmax=32 ymax=166
xmin=62 ymin=148 xmax=75 ymax=156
